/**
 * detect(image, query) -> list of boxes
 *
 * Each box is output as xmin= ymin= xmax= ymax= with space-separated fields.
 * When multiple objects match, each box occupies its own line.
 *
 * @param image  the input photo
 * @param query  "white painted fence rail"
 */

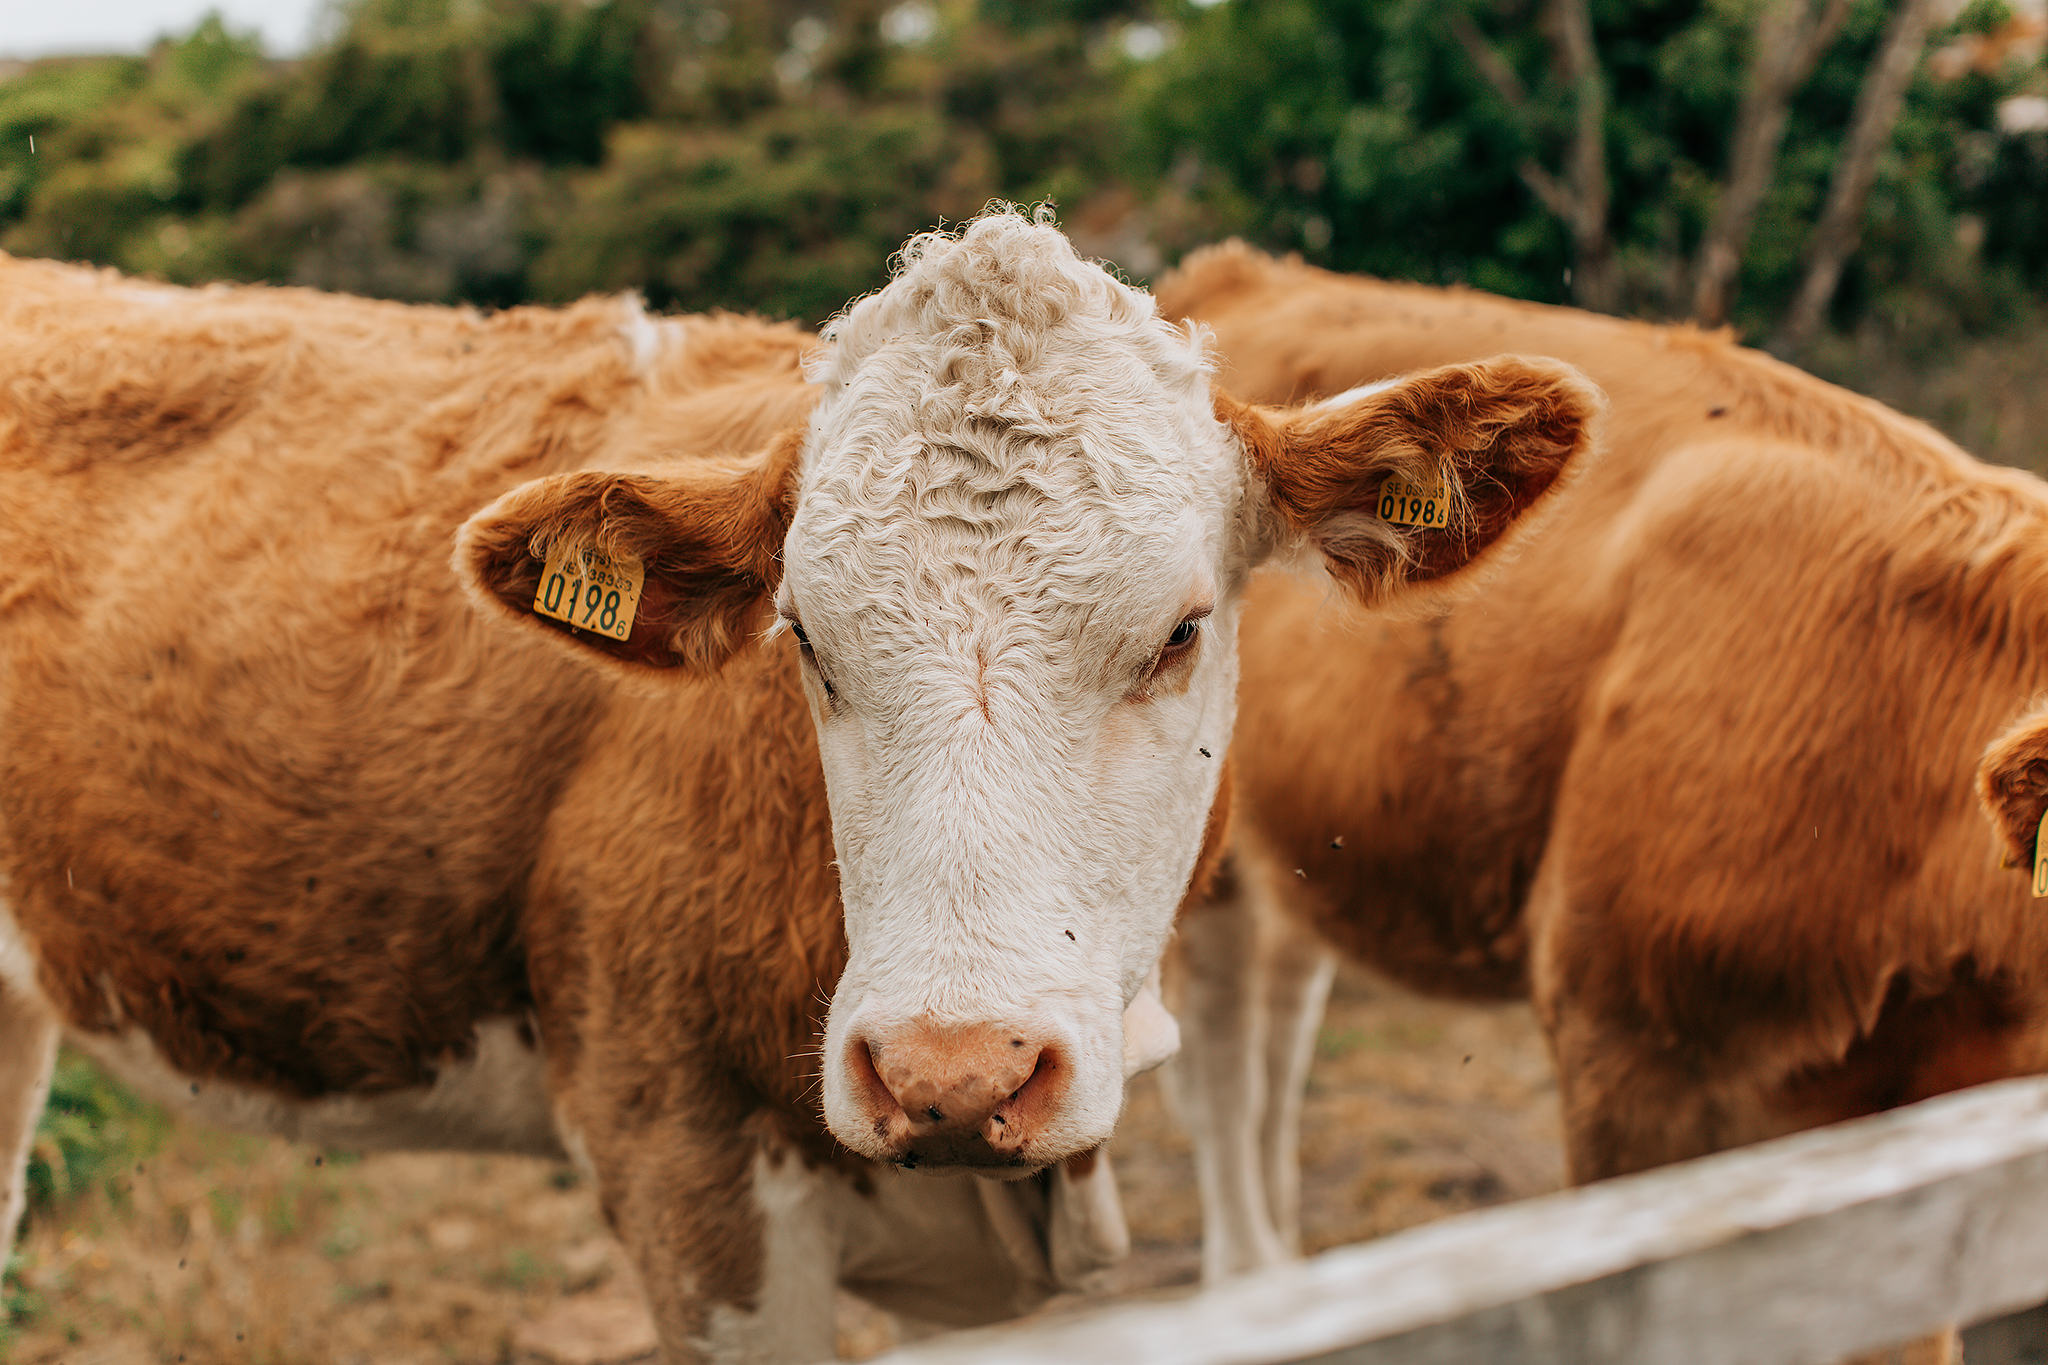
xmin=867 ymin=1075 xmax=2048 ymax=1365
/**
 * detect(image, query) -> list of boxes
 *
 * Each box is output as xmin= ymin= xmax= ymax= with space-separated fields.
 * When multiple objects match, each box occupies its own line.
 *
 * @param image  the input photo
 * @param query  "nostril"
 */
xmin=848 ymin=1037 xmax=906 ymax=1131
xmin=983 ymin=1046 xmax=1066 ymax=1155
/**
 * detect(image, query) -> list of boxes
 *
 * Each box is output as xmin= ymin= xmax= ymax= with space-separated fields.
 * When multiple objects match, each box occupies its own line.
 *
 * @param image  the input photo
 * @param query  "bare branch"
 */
xmin=1516 ymin=159 xmax=1574 ymax=221
xmin=1550 ymin=0 xmax=1618 ymax=311
xmin=1793 ymin=0 xmax=1855 ymax=77
xmin=1690 ymin=0 xmax=1854 ymax=326
xmin=1450 ymin=13 xmax=1535 ymax=116
xmin=1451 ymin=0 xmax=1616 ymax=312
xmin=1772 ymin=0 xmax=1944 ymax=352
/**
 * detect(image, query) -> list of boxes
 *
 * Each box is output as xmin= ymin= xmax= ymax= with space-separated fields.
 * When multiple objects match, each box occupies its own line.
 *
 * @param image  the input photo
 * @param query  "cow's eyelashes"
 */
xmin=787 ymin=620 xmax=836 ymax=699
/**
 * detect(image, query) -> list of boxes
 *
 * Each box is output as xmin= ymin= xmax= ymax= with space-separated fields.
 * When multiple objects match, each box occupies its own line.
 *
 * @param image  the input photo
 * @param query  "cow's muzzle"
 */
xmin=844 ymin=1020 xmax=1071 ymax=1171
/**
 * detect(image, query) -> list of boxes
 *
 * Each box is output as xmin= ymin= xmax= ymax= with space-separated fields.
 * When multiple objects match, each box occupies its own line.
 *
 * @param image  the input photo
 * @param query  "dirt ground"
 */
xmin=4 ymin=965 xmax=1562 ymax=1364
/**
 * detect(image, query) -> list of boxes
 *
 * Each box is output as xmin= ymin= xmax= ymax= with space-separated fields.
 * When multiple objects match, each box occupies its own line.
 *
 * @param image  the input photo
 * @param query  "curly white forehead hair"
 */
xmin=808 ymin=206 xmax=1214 ymax=434
xmin=787 ymin=207 xmax=1235 ymax=648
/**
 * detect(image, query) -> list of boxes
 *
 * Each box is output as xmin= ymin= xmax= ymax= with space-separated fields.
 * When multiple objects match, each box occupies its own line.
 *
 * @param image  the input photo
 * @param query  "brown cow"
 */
xmin=1157 ymin=243 xmax=2048 ymax=1362
xmin=0 ymin=214 xmax=1597 ymax=1362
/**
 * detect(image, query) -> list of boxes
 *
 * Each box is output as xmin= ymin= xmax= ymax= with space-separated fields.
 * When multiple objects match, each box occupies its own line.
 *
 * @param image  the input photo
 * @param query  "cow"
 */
xmin=1155 ymin=242 xmax=2048 ymax=1364
xmin=0 ymin=211 xmax=1598 ymax=1362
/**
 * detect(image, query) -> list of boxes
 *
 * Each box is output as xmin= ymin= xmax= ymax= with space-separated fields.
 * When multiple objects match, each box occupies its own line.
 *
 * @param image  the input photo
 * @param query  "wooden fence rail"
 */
xmin=866 ymin=1076 xmax=2048 ymax=1365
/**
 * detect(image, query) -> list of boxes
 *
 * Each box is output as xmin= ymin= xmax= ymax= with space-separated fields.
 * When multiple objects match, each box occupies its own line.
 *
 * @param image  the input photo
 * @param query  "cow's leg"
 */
xmin=1534 ymin=867 xmax=1965 ymax=1365
xmin=1255 ymin=913 xmax=1335 ymax=1256
xmin=690 ymin=1148 xmax=843 ymax=1364
xmin=589 ymin=1125 xmax=842 ymax=1365
xmin=0 ymin=984 xmax=59 ymax=1247
xmin=1163 ymin=864 xmax=1290 ymax=1280
xmin=1528 ymin=849 xmax=1750 ymax=1183
xmin=1544 ymin=1000 xmax=1737 ymax=1181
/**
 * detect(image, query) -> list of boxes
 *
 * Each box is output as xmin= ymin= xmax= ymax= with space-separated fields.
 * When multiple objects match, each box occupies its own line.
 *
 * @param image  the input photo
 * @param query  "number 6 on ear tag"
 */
xmin=2033 ymin=807 xmax=2048 ymax=899
xmin=1378 ymin=473 xmax=1449 ymax=528
xmin=533 ymin=544 xmax=645 ymax=642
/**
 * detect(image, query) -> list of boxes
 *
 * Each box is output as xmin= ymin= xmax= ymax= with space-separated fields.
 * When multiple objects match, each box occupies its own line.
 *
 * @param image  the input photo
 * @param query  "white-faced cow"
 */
xmin=1155 ymin=242 xmax=2048 ymax=1363
xmin=0 ymin=214 xmax=1594 ymax=1362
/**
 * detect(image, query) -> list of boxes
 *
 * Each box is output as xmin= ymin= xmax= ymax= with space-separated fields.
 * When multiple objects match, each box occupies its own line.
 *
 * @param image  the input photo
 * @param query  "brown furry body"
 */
xmin=1159 ymin=244 xmax=2048 ymax=1183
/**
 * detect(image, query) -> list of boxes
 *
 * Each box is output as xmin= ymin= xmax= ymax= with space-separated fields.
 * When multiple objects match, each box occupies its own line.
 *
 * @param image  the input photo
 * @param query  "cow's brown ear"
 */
xmin=457 ymin=430 xmax=801 ymax=675
xmin=1224 ymin=356 xmax=1603 ymax=609
xmin=1978 ymin=702 xmax=2048 ymax=873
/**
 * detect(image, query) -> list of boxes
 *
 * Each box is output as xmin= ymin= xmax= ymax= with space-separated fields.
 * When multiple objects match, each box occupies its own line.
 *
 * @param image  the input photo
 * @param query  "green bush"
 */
xmin=1 ymin=0 xmax=2042 ymax=334
xmin=1131 ymin=0 xmax=2047 ymax=335
xmin=21 ymin=1051 xmax=169 ymax=1223
xmin=0 ymin=1 xmax=1137 ymax=319
xmin=1 ymin=1053 xmax=164 ymax=1339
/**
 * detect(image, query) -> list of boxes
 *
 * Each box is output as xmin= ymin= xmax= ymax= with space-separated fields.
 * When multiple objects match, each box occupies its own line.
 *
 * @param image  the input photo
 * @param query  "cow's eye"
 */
xmin=787 ymin=620 xmax=836 ymax=699
xmin=1151 ymin=617 xmax=1202 ymax=677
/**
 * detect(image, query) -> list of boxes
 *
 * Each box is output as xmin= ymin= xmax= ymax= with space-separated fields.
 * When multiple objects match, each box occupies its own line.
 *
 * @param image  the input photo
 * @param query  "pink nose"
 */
xmin=847 ymin=1020 xmax=1067 ymax=1168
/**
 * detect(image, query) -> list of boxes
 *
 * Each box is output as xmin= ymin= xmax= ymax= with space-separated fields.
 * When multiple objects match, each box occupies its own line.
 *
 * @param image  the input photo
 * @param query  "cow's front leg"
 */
xmin=0 ymin=983 xmax=59 ymax=1248
xmin=583 ymin=1117 xmax=843 ymax=1365
xmin=1254 ymin=911 xmax=1336 ymax=1257
xmin=1163 ymin=864 xmax=1291 ymax=1281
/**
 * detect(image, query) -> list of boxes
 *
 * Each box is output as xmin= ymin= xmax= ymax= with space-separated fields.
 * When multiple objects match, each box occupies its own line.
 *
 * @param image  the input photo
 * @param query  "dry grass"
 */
xmin=5 ymin=969 xmax=1559 ymax=1364
xmin=6 ymin=1127 xmax=624 ymax=1365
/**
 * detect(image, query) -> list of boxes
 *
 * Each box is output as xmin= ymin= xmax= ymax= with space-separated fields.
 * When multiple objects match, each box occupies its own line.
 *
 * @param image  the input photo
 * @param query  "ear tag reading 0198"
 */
xmin=2033 ymin=806 xmax=2048 ymax=898
xmin=533 ymin=544 xmax=645 ymax=642
xmin=1378 ymin=473 xmax=1450 ymax=529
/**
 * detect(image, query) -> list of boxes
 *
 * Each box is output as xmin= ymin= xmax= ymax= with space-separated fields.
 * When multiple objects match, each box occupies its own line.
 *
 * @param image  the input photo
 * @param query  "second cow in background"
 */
xmin=1160 ymin=245 xmax=2048 ymax=1355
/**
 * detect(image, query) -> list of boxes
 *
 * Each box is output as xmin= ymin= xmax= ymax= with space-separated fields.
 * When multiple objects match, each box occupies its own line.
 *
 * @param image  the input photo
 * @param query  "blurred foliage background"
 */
xmin=1 ymin=0 xmax=2042 ymax=344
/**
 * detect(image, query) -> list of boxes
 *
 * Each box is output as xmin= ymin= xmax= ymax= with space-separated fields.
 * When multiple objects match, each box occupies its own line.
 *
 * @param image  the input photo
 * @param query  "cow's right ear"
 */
xmin=456 ymin=430 xmax=801 ymax=676
xmin=1222 ymin=356 xmax=1603 ymax=609
xmin=1978 ymin=700 xmax=2048 ymax=873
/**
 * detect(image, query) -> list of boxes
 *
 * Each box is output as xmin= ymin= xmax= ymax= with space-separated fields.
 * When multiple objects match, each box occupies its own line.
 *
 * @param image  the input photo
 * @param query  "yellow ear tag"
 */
xmin=532 ymin=544 xmax=645 ymax=643
xmin=1378 ymin=474 xmax=1449 ymax=529
xmin=2033 ymin=806 xmax=2048 ymax=898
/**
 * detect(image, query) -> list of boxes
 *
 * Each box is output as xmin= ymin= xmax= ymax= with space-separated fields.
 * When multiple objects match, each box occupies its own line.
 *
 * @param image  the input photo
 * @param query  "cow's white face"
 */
xmin=781 ymin=218 xmax=1247 ymax=1167
xmin=458 ymin=210 xmax=1602 ymax=1174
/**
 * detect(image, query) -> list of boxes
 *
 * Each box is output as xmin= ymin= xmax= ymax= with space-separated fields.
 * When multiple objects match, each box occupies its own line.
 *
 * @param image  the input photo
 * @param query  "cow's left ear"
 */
xmin=457 ymin=430 xmax=801 ymax=676
xmin=1978 ymin=701 xmax=2048 ymax=871
xmin=1223 ymin=356 xmax=1603 ymax=609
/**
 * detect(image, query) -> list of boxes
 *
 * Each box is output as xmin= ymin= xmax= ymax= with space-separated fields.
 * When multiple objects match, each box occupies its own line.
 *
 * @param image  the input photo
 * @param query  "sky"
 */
xmin=1 ymin=0 xmax=330 ymax=59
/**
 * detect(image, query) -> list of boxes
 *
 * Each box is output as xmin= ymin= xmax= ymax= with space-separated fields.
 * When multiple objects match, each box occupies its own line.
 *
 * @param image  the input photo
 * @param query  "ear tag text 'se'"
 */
xmin=2033 ymin=806 xmax=2048 ymax=898
xmin=1378 ymin=474 xmax=1449 ymax=529
xmin=533 ymin=544 xmax=644 ymax=643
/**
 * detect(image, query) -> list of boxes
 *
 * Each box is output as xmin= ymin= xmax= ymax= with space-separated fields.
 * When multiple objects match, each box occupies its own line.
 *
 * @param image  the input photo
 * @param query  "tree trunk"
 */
xmin=1551 ymin=0 xmax=1619 ymax=313
xmin=1450 ymin=0 xmax=1617 ymax=314
xmin=1689 ymin=0 xmax=1852 ymax=326
xmin=1771 ymin=0 xmax=1943 ymax=352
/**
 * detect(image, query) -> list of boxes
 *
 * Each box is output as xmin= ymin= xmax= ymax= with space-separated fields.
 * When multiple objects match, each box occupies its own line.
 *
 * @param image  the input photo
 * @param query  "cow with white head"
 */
xmin=0 ymin=211 xmax=1595 ymax=1361
xmin=465 ymin=210 xmax=1600 ymax=1190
